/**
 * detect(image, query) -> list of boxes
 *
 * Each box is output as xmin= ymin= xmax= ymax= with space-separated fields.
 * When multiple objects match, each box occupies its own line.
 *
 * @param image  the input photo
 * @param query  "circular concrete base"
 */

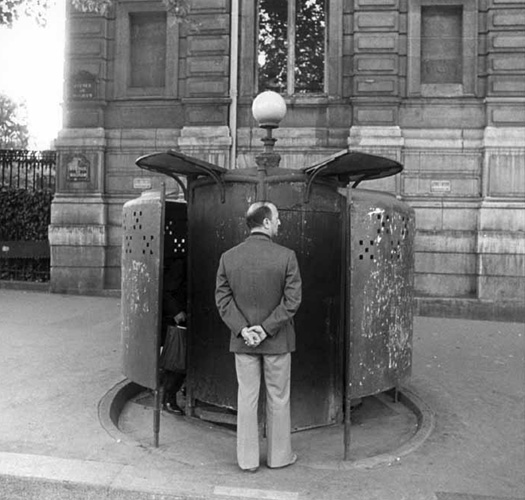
xmin=98 ymin=379 xmax=434 ymax=470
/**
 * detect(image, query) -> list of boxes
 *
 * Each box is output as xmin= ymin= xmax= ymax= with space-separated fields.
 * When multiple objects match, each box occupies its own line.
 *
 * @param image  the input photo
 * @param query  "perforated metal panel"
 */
xmin=121 ymin=190 xmax=165 ymax=390
xmin=348 ymin=189 xmax=415 ymax=398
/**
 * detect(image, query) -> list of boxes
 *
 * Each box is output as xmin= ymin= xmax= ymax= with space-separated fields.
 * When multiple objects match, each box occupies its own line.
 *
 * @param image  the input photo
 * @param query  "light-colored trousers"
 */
xmin=235 ymin=352 xmax=293 ymax=469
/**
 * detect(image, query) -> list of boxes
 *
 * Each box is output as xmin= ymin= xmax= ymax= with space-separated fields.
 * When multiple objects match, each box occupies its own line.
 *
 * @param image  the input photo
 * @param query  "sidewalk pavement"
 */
xmin=0 ymin=289 xmax=523 ymax=500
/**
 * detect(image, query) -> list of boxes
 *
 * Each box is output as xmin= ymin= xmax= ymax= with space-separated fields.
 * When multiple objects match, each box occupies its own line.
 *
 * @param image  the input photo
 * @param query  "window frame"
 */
xmin=115 ymin=1 xmax=179 ymax=99
xmin=241 ymin=0 xmax=342 ymax=100
xmin=407 ymin=0 xmax=478 ymax=97
xmin=258 ymin=0 xmax=327 ymax=95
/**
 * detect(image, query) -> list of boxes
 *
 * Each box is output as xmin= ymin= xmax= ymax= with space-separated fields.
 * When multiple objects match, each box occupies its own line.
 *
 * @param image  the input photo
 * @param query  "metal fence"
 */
xmin=0 ymin=150 xmax=56 ymax=192
xmin=0 ymin=150 xmax=57 ymax=282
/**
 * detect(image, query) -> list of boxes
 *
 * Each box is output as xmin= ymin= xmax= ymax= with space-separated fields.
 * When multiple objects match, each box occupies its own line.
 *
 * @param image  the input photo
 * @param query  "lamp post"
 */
xmin=252 ymin=91 xmax=287 ymax=173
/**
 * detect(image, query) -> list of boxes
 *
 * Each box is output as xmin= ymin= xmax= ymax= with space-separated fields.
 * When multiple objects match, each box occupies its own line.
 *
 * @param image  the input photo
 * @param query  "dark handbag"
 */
xmin=160 ymin=325 xmax=187 ymax=372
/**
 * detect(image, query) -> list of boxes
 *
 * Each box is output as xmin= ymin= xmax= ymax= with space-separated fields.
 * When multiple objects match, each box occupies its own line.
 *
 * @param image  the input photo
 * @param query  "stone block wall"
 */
xmin=51 ymin=0 xmax=232 ymax=294
xmin=51 ymin=0 xmax=524 ymax=320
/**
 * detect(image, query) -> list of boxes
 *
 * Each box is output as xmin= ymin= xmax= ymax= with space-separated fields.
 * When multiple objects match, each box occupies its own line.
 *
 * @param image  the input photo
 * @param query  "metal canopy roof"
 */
xmin=136 ymin=150 xmax=227 ymax=178
xmin=302 ymin=150 xmax=403 ymax=186
xmin=135 ymin=148 xmax=403 ymax=190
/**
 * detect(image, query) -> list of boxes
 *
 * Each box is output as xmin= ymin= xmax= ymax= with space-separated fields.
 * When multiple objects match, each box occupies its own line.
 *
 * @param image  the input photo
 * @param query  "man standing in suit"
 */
xmin=215 ymin=201 xmax=302 ymax=472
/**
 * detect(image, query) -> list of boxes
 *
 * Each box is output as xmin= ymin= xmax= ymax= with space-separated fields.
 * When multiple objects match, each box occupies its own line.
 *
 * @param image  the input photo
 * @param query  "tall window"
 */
xmin=129 ymin=12 xmax=167 ymax=88
xmin=421 ymin=6 xmax=463 ymax=84
xmin=407 ymin=0 xmax=477 ymax=97
xmin=258 ymin=0 xmax=326 ymax=95
xmin=115 ymin=2 xmax=179 ymax=98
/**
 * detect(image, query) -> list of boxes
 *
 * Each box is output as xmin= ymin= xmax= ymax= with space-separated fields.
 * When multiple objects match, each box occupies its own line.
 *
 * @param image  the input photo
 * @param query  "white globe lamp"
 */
xmin=252 ymin=91 xmax=287 ymax=129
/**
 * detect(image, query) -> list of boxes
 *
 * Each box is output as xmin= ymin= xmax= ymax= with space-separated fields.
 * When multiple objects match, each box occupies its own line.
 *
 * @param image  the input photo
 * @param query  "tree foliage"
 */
xmin=258 ymin=0 xmax=325 ymax=94
xmin=258 ymin=0 xmax=288 ymax=92
xmin=295 ymin=0 xmax=325 ymax=93
xmin=0 ymin=188 xmax=53 ymax=240
xmin=0 ymin=187 xmax=53 ymax=281
xmin=0 ymin=94 xmax=30 ymax=149
xmin=0 ymin=0 xmax=52 ymax=28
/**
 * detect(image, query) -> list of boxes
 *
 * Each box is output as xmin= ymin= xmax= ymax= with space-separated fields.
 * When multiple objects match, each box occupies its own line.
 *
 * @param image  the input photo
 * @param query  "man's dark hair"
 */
xmin=246 ymin=203 xmax=273 ymax=230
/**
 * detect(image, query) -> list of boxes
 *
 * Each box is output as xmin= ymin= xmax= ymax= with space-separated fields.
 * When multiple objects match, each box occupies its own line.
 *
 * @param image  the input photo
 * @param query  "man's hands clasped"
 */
xmin=241 ymin=325 xmax=268 ymax=347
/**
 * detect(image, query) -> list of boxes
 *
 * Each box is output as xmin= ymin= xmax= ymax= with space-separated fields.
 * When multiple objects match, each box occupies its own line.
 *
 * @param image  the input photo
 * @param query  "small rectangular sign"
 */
xmin=70 ymin=71 xmax=97 ymax=101
xmin=133 ymin=177 xmax=152 ymax=190
xmin=430 ymin=180 xmax=451 ymax=193
xmin=71 ymin=81 xmax=96 ymax=100
xmin=66 ymin=155 xmax=90 ymax=182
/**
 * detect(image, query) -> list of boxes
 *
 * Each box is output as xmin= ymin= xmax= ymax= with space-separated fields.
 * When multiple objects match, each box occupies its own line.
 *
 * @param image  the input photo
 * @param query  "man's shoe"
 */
xmin=164 ymin=402 xmax=183 ymax=415
xmin=267 ymin=453 xmax=298 ymax=469
xmin=241 ymin=467 xmax=258 ymax=473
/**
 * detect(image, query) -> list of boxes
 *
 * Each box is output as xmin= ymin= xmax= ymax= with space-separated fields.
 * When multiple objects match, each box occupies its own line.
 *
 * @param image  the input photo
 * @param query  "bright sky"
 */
xmin=0 ymin=0 xmax=66 ymax=149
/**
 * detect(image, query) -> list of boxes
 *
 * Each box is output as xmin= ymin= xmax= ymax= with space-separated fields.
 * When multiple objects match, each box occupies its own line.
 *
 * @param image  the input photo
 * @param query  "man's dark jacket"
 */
xmin=215 ymin=233 xmax=302 ymax=355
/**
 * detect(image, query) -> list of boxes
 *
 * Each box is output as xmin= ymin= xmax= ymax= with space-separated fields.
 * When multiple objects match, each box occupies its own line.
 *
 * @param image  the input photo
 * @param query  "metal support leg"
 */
xmin=344 ymin=403 xmax=351 ymax=461
xmin=153 ymin=388 xmax=161 ymax=447
xmin=343 ymin=188 xmax=353 ymax=461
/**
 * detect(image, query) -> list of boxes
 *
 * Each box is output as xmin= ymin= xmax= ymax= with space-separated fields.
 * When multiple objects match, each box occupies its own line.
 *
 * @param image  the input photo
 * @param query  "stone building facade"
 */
xmin=51 ymin=0 xmax=525 ymax=320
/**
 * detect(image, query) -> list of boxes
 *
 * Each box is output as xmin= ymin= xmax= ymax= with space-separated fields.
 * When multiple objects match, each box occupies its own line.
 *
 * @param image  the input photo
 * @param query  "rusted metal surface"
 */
xmin=188 ymin=182 xmax=255 ymax=411
xmin=121 ymin=190 xmax=165 ymax=391
xmin=187 ymin=180 xmax=344 ymax=430
xmin=282 ymin=217 xmax=343 ymax=428
xmin=274 ymin=182 xmax=344 ymax=430
xmin=348 ymin=189 xmax=415 ymax=399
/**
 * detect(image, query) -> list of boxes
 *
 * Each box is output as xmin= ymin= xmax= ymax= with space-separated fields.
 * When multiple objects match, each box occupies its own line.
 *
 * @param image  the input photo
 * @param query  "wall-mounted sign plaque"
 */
xmin=133 ymin=177 xmax=152 ymax=190
xmin=430 ymin=180 xmax=451 ymax=193
xmin=66 ymin=154 xmax=90 ymax=182
xmin=70 ymin=71 xmax=97 ymax=100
